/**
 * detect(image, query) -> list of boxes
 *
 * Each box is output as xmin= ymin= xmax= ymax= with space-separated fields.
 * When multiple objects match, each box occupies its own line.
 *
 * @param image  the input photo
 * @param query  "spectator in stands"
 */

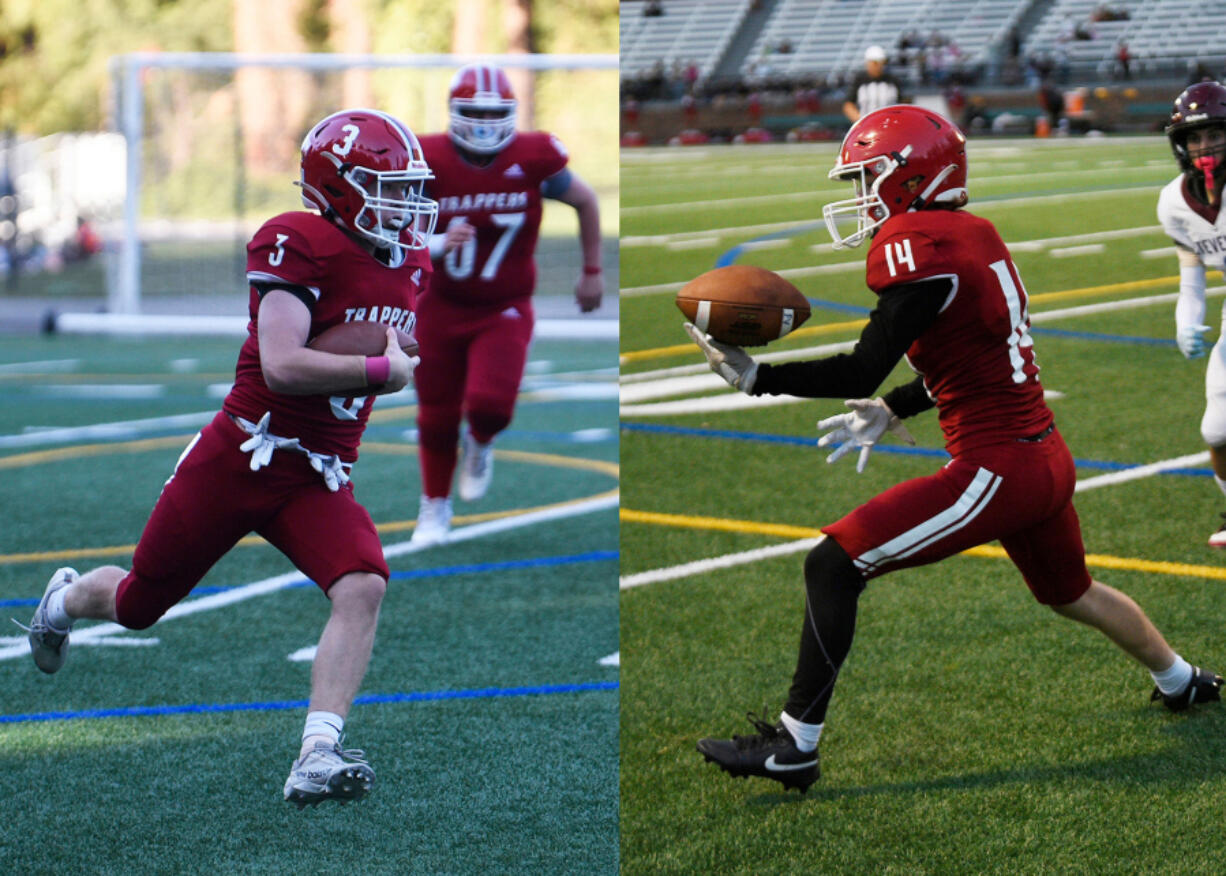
xmin=1038 ymin=79 xmax=1065 ymax=132
xmin=643 ymin=0 xmax=664 ymax=16
xmin=1114 ymin=40 xmax=1131 ymax=80
xmin=842 ymin=46 xmax=906 ymax=124
xmin=62 ymin=216 xmax=102 ymax=263
xmin=1189 ymin=60 xmax=1214 ymax=85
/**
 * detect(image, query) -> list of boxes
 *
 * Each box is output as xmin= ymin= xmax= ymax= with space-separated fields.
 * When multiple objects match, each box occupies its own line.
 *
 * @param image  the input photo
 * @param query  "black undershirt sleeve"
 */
xmin=251 ymin=282 xmax=317 ymax=311
xmin=750 ymin=276 xmax=952 ymax=403
xmin=881 ymin=374 xmax=935 ymax=419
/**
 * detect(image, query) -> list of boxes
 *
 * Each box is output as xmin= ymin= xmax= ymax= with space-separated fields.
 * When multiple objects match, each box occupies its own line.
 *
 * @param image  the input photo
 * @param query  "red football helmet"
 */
xmin=1166 ymin=81 xmax=1226 ymax=204
xmin=823 ymin=106 xmax=968 ymax=249
xmin=448 ymin=64 xmax=518 ymax=154
xmin=298 ymin=108 xmax=438 ymax=254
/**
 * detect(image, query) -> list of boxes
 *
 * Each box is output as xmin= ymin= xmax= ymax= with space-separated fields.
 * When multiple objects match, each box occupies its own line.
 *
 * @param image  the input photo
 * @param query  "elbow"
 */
xmin=261 ymin=361 xmax=298 ymax=394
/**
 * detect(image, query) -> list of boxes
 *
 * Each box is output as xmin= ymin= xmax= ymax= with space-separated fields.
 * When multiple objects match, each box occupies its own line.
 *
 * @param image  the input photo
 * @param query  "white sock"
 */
xmin=779 ymin=711 xmax=822 ymax=753
xmin=1151 ymin=654 xmax=1194 ymax=696
xmin=301 ymin=711 xmax=344 ymax=753
xmin=45 ymin=586 xmax=73 ymax=631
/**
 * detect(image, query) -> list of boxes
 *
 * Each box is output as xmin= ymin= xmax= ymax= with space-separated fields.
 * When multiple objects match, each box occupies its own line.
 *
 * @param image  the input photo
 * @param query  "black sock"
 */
xmin=783 ymin=537 xmax=865 ymax=725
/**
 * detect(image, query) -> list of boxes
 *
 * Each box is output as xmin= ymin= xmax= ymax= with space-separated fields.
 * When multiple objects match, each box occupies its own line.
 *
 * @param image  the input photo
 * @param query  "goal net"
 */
xmin=63 ymin=51 xmax=617 ymax=337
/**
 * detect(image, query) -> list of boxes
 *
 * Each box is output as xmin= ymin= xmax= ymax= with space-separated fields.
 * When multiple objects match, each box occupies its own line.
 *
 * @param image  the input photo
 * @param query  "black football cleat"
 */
xmin=1151 ymin=666 xmax=1223 ymax=712
xmin=697 ymin=711 xmax=820 ymax=793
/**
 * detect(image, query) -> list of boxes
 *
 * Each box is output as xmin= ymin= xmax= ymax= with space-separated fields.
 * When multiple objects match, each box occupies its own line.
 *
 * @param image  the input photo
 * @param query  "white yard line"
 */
xmin=620 ymin=539 xmax=820 ymax=590
xmin=1074 ymin=452 xmax=1210 ymax=492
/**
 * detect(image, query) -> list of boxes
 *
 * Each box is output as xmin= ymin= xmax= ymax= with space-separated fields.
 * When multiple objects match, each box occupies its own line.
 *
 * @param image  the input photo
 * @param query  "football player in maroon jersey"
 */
xmin=408 ymin=63 xmax=605 ymax=546
xmin=686 ymin=105 xmax=1222 ymax=793
xmin=18 ymin=109 xmax=435 ymax=809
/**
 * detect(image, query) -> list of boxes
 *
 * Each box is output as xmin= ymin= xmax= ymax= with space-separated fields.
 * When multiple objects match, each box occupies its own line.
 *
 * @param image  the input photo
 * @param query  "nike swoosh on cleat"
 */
xmin=764 ymin=754 xmax=818 ymax=772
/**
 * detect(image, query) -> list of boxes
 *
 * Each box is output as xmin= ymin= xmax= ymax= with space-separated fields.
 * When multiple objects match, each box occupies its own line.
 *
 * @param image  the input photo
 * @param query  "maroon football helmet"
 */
xmin=823 ymin=105 xmax=967 ymax=249
xmin=448 ymin=64 xmax=518 ymax=154
xmin=1167 ymin=81 xmax=1226 ymax=204
xmin=298 ymin=108 xmax=438 ymax=253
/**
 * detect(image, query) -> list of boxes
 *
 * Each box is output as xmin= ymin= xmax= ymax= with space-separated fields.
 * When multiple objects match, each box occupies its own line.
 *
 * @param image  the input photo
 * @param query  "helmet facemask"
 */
xmin=343 ymin=164 xmax=439 ymax=253
xmin=1175 ymin=122 xmax=1226 ymax=205
xmin=449 ymin=100 xmax=517 ymax=154
xmin=822 ymin=151 xmax=905 ymax=250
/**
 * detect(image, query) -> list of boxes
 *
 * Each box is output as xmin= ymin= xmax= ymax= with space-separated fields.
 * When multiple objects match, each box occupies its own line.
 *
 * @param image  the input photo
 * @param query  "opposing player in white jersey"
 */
xmin=1158 ymin=80 xmax=1226 ymax=546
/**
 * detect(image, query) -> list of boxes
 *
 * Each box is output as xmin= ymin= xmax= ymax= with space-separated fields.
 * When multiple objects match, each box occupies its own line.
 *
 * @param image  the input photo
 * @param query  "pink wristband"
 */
xmin=364 ymin=355 xmax=390 ymax=385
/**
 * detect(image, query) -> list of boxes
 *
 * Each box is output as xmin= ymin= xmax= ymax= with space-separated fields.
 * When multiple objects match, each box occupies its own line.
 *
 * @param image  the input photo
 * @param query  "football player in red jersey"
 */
xmin=407 ymin=63 xmax=605 ymax=546
xmin=17 ymin=109 xmax=435 ymax=808
xmin=685 ymin=105 xmax=1222 ymax=793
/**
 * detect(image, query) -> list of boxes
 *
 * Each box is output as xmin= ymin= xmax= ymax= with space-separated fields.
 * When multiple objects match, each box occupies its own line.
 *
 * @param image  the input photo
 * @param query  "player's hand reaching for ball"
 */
xmin=382 ymin=327 xmax=418 ymax=393
xmin=816 ymin=397 xmax=915 ymax=473
xmin=683 ymin=322 xmax=759 ymax=393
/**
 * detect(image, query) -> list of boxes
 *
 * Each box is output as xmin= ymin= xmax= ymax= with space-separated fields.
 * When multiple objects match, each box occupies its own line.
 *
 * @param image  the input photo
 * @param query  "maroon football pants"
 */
xmin=822 ymin=427 xmax=1093 ymax=605
xmin=114 ymin=412 xmax=388 ymax=629
xmin=412 ymin=292 xmax=534 ymax=498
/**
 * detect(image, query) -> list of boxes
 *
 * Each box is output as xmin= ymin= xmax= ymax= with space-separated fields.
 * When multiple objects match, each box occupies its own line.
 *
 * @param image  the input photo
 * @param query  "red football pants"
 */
xmin=412 ymin=292 xmax=534 ymax=498
xmin=822 ymin=427 xmax=1093 ymax=605
xmin=114 ymin=412 xmax=388 ymax=629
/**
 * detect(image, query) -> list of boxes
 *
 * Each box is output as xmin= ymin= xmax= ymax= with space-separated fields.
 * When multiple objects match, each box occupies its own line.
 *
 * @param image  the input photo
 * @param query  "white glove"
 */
xmin=308 ymin=453 xmax=351 ymax=493
xmin=237 ymin=411 xmax=303 ymax=472
xmin=816 ymin=398 xmax=916 ymax=473
xmin=1177 ymin=323 xmax=1212 ymax=359
xmin=683 ymin=322 xmax=759 ymax=393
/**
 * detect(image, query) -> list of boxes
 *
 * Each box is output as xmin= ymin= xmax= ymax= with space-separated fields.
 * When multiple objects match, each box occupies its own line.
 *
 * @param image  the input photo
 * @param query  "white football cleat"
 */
xmin=410 ymin=494 xmax=452 ymax=547
xmin=283 ymin=741 xmax=374 ymax=809
xmin=458 ymin=433 xmax=494 ymax=501
xmin=13 ymin=567 xmax=78 ymax=674
xmin=1210 ymin=514 xmax=1226 ymax=548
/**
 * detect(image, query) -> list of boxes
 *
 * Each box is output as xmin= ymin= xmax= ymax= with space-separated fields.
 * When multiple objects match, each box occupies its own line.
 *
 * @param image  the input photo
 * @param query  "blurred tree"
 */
xmin=0 ymin=0 xmax=614 ymax=136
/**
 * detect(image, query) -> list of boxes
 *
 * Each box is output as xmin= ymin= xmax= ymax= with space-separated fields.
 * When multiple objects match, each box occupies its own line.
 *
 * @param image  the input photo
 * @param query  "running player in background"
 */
xmin=409 ymin=63 xmax=604 ymax=547
xmin=1157 ymin=80 xmax=1226 ymax=546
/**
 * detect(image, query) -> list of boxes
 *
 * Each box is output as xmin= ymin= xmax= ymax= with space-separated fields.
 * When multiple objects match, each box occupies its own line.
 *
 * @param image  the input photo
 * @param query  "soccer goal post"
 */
xmin=67 ymin=51 xmax=617 ymax=337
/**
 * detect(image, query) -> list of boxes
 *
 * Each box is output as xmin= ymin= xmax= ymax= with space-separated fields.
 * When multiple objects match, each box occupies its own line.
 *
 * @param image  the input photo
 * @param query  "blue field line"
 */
xmin=715 ymin=220 xmax=826 ymax=268
xmin=619 ymin=422 xmax=1214 ymax=477
xmin=0 ymin=550 xmax=620 ymax=608
xmin=0 ymin=681 xmax=619 ymax=725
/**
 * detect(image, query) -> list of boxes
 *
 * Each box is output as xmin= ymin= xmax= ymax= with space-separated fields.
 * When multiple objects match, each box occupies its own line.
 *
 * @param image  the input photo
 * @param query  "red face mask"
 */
xmin=1195 ymin=155 xmax=1219 ymax=204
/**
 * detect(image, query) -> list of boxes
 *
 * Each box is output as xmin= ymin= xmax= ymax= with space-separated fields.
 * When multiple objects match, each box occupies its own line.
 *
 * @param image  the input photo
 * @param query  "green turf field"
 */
xmin=620 ymin=136 xmax=1226 ymax=874
xmin=0 ymin=328 xmax=618 ymax=874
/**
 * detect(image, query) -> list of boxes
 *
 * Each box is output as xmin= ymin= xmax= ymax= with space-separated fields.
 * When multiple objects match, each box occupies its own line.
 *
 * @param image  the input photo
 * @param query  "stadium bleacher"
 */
xmin=620 ymin=0 xmax=1226 ymax=92
xmin=620 ymin=0 xmax=754 ymax=82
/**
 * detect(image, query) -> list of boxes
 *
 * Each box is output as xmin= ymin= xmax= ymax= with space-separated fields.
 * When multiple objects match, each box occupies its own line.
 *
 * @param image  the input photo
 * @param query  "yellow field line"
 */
xmin=620 ymin=507 xmax=1226 ymax=582
xmin=0 ymin=436 xmax=617 ymax=566
xmin=621 ymin=275 xmax=1180 ymax=364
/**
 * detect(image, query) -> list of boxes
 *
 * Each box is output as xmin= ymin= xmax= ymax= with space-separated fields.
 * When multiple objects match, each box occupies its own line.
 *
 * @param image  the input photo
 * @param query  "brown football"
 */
xmin=675 ymin=265 xmax=810 ymax=347
xmin=307 ymin=321 xmax=418 ymax=397
xmin=307 ymin=320 xmax=419 ymax=357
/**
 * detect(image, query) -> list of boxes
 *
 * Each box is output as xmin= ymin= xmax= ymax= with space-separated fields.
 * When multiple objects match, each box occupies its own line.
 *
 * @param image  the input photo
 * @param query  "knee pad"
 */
xmin=803 ymin=536 xmax=866 ymax=598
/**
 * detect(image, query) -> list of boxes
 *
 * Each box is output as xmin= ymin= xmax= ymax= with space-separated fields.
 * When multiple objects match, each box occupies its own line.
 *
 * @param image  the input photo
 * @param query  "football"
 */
xmin=675 ymin=264 xmax=810 ymax=347
xmin=307 ymin=321 xmax=418 ymax=397
xmin=307 ymin=320 xmax=419 ymax=358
